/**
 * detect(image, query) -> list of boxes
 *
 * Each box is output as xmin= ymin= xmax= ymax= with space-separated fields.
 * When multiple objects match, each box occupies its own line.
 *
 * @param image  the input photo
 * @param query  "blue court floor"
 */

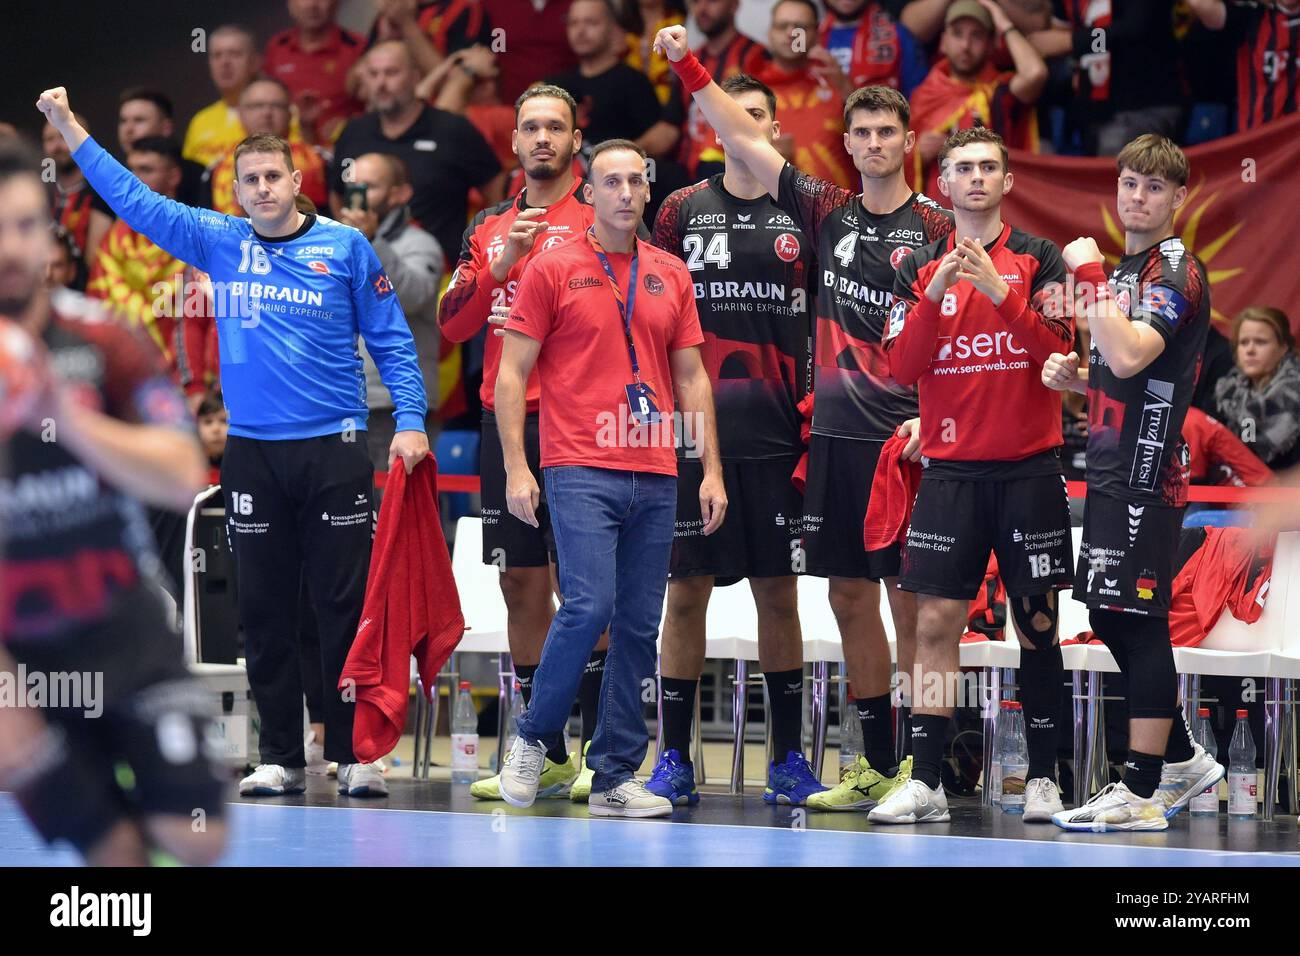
xmin=3 ymin=787 xmax=1299 ymax=866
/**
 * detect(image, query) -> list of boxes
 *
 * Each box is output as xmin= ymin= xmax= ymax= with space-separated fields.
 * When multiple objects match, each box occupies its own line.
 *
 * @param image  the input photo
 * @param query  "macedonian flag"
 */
xmin=86 ymin=220 xmax=185 ymax=369
xmin=1000 ymin=112 xmax=1300 ymax=338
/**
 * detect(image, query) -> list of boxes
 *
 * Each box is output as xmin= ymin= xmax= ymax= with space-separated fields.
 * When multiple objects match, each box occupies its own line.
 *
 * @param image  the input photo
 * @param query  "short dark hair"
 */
xmin=0 ymin=136 xmax=43 ymax=187
xmin=843 ymin=85 xmax=910 ymax=129
xmin=127 ymin=135 xmax=182 ymax=168
xmin=588 ymin=138 xmax=647 ymax=169
xmin=939 ymin=126 xmax=1009 ymax=173
xmin=515 ymin=84 xmax=579 ymax=129
xmin=119 ymin=87 xmax=175 ymax=119
xmin=772 ymin=0 xmax=820 ymax=24
xmin=720 ymin=73 xmax=777 ymax=121
xmin=233 ymin=133 xmax=295 ymax=177
xmin=196 ymin=389 xmax=226 ymax=419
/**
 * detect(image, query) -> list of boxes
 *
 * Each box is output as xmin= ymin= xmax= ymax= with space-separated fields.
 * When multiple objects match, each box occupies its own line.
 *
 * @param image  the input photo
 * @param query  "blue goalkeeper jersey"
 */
xmin=74 ymin=136 xmax=428 ymax=440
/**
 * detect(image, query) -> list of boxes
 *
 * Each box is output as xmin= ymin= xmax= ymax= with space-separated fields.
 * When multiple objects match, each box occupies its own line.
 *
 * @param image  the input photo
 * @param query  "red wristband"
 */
xmin=1073 ymin=261 xmax=1108 ymax=291
xmin=671 ymin=51 xmax=712 ymax=94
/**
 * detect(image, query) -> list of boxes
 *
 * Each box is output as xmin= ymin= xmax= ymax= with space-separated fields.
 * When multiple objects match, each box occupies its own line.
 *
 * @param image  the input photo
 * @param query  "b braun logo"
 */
xmin=933 ymin=331 xmax=1027 ymax=361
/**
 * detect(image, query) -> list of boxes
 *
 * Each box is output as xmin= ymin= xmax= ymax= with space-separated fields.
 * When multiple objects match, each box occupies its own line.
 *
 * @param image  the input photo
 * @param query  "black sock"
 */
xmin=910 ymin=713 xmax=949 ymax=790
xmin=659 ymin=677 xmax=697 ymax=765
xmin=1165 ymin=710 xmax=1195 ymax=764
xmin=900 ymin=705 xmax=913 ymax=758
xmin=856 ymin=693 xmax=896 ymax=774
xmin=764 ymin=668 xmax=805 ymax=762
xmin=1124 ymin=750 xmax=1164 ymax=799
xmin=514 ymin=665 xmax=537 ymax=708
xmin=1019 ymin=644 xmax=1063 ymax=783
xmin=578 ymin=650 xmax=606 ymax=749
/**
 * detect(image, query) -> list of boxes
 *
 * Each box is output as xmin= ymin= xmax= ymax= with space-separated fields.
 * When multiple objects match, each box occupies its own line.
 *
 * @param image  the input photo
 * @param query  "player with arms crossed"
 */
xmin=1045 ymin=135 xmax=1223 ymax=832
xmin=0 ymin=139 xmax=225 ymax=866
xmin=38 ymin=85 xmax=429 ymax=800
xmin=655 ymin=24 xmax=952 ymax=811
xmin=880 ymin=127 xmax=1074 ymax=825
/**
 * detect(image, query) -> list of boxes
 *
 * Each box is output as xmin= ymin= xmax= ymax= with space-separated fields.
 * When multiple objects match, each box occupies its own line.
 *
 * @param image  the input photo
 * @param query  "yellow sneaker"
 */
xmin=570 ymin=741 xmax=594 ymax=802
xmin=806 ymin=755 xmax=912 ymax=812
xmin=470 ymin=751 xmax=578 ymax=800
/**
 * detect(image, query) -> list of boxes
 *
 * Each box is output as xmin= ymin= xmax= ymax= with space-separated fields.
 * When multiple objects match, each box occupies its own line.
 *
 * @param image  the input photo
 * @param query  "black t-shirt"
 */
xmin=653 ymin=174 xmax=815 ymax=460
xmin=775 ymin=163 xmax=953 ymax=440
xmin=330 ymin=105 xmax=502 ymax=265
xmin=2 ymin=292 xmax=193 ymax=643
xmin=1052 ymin=0 xmax=1181 ymax=115
xmin=1086 ymin=237 xmax=1212 ymax=506
xmin=545 ymin=62 xmax=664 ymax=144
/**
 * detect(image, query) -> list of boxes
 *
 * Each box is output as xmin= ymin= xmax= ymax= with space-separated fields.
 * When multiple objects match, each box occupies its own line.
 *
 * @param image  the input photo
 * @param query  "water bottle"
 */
xmin=1227 ymin=708 xmax=1257 ymax=818
xmin=998 ymin=701 xmax=1029 ymax=814
xmin=1189 ymin=707 xmax=1220 ymax=816
xmin=988 ymin=700 xmax=1010 ymax=805
xmin=839 ymin=694 xmax=863 ymax=772
xmin=451 ymin=680 xmax=479 ymax=784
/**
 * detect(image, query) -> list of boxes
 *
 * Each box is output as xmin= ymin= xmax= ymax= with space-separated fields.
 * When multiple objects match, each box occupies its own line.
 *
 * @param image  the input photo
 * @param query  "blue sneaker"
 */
xmin=764 ymin=751 xmax=829 ymax=805
xmin=644 ymin=749 xmax=699 ymax=806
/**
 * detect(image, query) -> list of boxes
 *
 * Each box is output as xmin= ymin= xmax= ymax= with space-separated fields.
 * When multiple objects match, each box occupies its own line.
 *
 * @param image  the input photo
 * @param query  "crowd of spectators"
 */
xmin=4 ymin=0 xmax=1297 ymax=457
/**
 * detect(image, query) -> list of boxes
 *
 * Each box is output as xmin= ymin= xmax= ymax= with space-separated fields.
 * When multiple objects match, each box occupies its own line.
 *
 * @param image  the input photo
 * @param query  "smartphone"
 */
xmin=343 ymin=181 xmax=368 ymax=212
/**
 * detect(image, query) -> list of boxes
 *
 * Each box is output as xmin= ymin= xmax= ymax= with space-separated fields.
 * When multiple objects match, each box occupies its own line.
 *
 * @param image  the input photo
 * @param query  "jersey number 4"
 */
xmin=683 ymin=232 xmax=731 ymax=271
xmin=237 ymin=240 xmax=273 ymax=275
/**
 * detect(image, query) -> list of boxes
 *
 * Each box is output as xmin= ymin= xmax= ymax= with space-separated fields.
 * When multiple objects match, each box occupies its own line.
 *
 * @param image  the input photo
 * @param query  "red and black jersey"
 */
xmin=366 ymin=0 xmax=492 ymax=55
xmin=439 ymin=178 xmax=606 ymax=412
xmin=1054 ymin=0 xmax=1112 ymax=103
xmin=818 ymin=2 xmax=929 ymax=96
xmin=775 ymin=163 xmax=953 ymax=440
xmin=653 ymin=174 xmax=815 ymax=460
xmin=669 ymin=34 xmax=768 ymax=178
xmin=1086 ymin=237 xmax=1212 ymax=506
xmin=1223 ymin=1 xmax=1300 ymax=130
xmin=2 ymin=291 xmax=193 ymax=644
xmin=51 ymin=179 xmax=110 ymax=266
xmin=885 ymin=223 xmax=1072 ymax=468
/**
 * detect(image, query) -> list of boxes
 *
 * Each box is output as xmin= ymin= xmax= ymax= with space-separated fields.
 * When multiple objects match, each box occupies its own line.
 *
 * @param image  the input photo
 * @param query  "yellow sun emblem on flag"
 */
xmin=1098 ymin=176 xmax=1245 ymax=328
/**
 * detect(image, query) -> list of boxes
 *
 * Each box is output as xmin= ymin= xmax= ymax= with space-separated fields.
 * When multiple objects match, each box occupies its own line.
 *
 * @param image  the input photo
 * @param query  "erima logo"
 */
xmin=355 ymin=493 xmax=368 ymax=505
xmin=737 ymin=213 xmax=751 ymax=223
xmin=785 ymin=681 xmax=803 ymax=693
xmin=569 ymin=276 xmax=603 ymax=289
xmin=864 ymin=225 xmax=878 ymax=241
xmin=1128 ymin=502 xmax=1144 ymax=545
xmin=1159 ymin=237 xmax=1185 ymax=270
xmin=1105 ymin=578 xmax=1118 ymax=587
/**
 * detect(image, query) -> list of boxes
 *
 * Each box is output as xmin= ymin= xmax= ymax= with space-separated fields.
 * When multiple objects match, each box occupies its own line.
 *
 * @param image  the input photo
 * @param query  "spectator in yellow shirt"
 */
xmin=182 ymin=23 xmax=263 ymax=166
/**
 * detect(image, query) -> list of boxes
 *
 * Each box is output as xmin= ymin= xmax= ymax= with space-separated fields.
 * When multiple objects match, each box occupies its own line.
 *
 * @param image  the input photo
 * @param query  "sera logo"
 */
xmin=934 ymin=331 xmax=1027 ymax=361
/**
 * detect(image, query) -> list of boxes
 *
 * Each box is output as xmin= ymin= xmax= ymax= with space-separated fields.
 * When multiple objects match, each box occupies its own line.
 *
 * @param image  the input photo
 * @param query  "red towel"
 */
xmin=340 ymin=457 xmax=465 ymax=763
xmin=791 ymin=391 xmax=815 ymax=493
xmin=863 ymin=432 xmax=923 ymax=552
xmin=1168 ymin=527 xmax=1273 ymax=648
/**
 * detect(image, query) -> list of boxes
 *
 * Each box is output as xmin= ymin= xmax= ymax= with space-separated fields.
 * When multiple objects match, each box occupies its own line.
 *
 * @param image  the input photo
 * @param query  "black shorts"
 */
xmin=1075 ymin=491 xmax=1183 ymax=617
xmin=802 ymin=434 xmax=900 ymax=580
xmin=899 ymin=468 xmax=1073 ymax=600
xmin=670 ymin=456 xmax=803 ymax=585
xmin=7 ymin=586 xmax=228 ymax=855
xmin=480 ymin=409 xmax=555 ymax=568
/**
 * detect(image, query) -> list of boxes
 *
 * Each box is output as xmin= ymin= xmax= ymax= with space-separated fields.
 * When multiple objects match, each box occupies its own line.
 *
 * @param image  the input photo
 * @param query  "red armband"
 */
xmin=1073 ymin=261 xmax=1109 ymax=300
xmin=671 ymin=51 xmax=712 ymax=94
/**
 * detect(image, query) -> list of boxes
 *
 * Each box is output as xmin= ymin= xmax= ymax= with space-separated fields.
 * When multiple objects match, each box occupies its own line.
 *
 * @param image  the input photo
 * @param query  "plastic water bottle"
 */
xmin=839 ymin=694 xmax=863 ymax=772
xmin=988 ymin=700 xmax=1009 ymax=805
xmin=1227 ymin=708 xmax=1257 ymax=818
xmin=1189 ymin=707 xmax=1220 ymax=816
xmin=451 ymin=680 xmax=479 ymax=784
xmin=998 ymin=701 xmax=1029 ymax=813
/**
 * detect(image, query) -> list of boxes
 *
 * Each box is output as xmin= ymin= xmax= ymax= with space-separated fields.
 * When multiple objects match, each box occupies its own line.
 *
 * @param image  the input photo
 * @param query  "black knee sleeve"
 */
xmin=1011 ymin=593 xmax=1058 ymax=650
xmin=1090 ymin=609 xmax=1178 ymax=719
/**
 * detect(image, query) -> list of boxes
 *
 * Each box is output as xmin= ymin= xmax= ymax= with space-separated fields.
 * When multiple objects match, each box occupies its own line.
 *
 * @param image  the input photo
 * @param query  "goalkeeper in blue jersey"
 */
xmin=40 ymin=86 xmax=430 ymax=799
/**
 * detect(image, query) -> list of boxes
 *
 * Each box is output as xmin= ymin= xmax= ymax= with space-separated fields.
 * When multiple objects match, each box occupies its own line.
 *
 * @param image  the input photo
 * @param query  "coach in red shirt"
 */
xmin=494 ymin=138 xmax=725 ymax=818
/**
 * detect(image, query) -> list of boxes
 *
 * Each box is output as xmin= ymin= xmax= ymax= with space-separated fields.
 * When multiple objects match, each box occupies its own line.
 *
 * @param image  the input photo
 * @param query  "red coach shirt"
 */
xmin=263 ymin=26 xmax=366 ymax=143
xmin=506 ymin=232 xmax=704 ymax=476
xmin=884 ymin=222 xmax=1072 ymax=463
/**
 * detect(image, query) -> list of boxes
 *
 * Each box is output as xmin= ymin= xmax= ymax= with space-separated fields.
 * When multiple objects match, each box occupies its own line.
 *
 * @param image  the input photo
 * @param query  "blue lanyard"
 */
xmin=587 ymin=228 xmax=642 ymax=382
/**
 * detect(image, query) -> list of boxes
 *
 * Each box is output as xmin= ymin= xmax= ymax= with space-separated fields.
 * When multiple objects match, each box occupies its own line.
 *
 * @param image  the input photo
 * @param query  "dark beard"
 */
xmin=831 ymin=0 xmax=871 ymax=22
xmin=699 ymin=17 xmax=731 ymax=39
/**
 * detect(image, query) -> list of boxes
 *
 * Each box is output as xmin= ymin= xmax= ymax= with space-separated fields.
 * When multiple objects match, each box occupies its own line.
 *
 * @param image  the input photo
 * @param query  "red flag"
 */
xmin=1001 ymin=112 xmax=1300 ymax=338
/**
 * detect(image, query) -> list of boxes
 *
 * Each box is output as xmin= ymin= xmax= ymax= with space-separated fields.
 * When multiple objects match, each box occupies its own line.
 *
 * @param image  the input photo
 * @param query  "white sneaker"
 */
xmin=499 ymin=736 xmax=548 ymax=808
xmin=239 ymin=764 xmax=306 ymax=796
xmin=588 ymin=779 xmax=673 ymax=818
xmin=304 ymin=731 xmax=329 ymax=776
xmin=1158 ymin=744 xmax=1226 ymax=818
xmin=1022 ymin=777 xmax=1065 ymax=823
xmin=867 ymin=777 xmax=950 ymax=824
xmin=1051 ymin=782 xmax=1169 ymax=832
xmin=337 ymin=762 xmax=389 ymax=797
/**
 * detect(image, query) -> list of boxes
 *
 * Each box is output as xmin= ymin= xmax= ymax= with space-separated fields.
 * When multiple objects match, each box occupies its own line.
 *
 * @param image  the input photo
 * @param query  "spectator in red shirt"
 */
xmin=495 ymin=139 xmax=723 ymax=818
xmin=753 ymin=0 xmax=857 ymax=188
xmin=483 ymin=0 xmax=580 ymax=103
xmin=1188 ymin=0 xmax=1300 ymax=131
xmin=909 ymin=0 xmax=1047 ymax=198
xmin=264 ymin=0 xmax=367 ymax=145
xmin=818 ymin=0 xmax=930 ymax=97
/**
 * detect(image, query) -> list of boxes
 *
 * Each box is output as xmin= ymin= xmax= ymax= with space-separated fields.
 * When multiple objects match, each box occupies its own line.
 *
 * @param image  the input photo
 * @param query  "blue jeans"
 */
xmin=515 ymin=465 xmax=676 ymax=793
